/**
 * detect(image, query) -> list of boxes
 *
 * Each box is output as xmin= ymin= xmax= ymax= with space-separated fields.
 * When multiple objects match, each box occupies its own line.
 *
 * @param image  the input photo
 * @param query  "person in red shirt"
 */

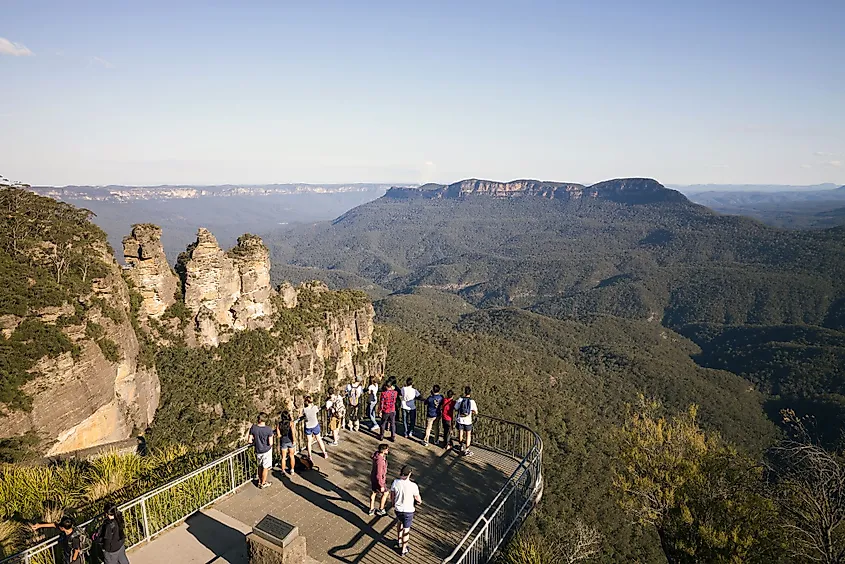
xmin=368 ymin=443 xmax=390 ymax=516
xmin=378 ymin=381 xmax=399 ymax=442
xmin=441 ymin=389 xmax=456 ymax=449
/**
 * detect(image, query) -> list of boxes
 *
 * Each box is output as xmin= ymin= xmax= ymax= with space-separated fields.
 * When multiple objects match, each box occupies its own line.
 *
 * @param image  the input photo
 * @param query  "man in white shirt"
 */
xmin=400 ymin=378 xmax=420 ymax=440
xmin=454 ymin=386 xmax=479 ymax=457
xmin=345 ymin=378 xmax=364 ymax=432
xmin=390 ymin=465 xmax=422 ymax=557
xmin=367 ymin=379 xmax=380 ymax=432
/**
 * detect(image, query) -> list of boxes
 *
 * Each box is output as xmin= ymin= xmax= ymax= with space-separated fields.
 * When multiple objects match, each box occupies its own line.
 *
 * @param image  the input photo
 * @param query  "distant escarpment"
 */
xmin=1 ymin=182 xmax=384 ymax=457
xmin=385 ymin=177 xmax=689 ymax=204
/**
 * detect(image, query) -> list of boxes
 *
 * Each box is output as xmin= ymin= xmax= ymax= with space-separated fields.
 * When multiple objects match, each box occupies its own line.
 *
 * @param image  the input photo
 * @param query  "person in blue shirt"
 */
xmin=422 ymin=385 xmax=444 ymax=447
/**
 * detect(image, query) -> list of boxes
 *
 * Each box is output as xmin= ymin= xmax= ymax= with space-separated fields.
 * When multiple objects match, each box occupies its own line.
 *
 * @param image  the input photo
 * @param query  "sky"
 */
xmin=1 ymin=0 xmax=843 ymax=187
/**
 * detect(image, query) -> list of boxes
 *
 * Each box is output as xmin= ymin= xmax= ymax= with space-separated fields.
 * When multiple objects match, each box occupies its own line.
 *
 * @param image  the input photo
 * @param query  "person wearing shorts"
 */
xmin=368 ymin=443 xmax=390 ymax=516
xmin=276 ymin=410 xmax=296 ymax=476
xmin=326 ymin=388 xmax=345 ymax=446
xmin=390 ymin=465 xmax=422 ymax=556
xmin=248 ymin=413 xmax=274 ymax=488
xmin=454 ymin=386 xmax=478 ymax=456
xmin=299 ymin=395 xmax=328 ymax=460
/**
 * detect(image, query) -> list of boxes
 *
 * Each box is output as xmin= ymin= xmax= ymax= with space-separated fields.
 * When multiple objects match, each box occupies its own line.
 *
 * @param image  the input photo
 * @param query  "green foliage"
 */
xmin=613 ymin=398 xmax=784 ymax=563
xmin=0 ymin=432 xmax=40 ymax=464
xmin=0 ymin=320 xmax=78 ymax=410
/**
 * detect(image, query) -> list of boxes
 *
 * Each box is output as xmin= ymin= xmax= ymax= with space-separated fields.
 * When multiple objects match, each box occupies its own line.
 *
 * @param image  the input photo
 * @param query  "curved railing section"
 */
xmin=4 ymin=406 xmax=542 ymax=564
xmin=442 ymin=412 xmax=544 ymax=564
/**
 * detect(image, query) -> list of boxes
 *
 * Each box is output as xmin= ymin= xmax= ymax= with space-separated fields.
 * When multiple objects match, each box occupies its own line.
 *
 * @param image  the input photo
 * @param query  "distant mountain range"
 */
xmin=28 ymin=183 xmax=402 ymax=202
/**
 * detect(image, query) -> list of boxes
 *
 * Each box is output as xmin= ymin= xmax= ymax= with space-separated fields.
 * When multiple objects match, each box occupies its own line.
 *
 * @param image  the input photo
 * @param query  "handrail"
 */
xmin=4 ymin=400 xmax=542 ymax=564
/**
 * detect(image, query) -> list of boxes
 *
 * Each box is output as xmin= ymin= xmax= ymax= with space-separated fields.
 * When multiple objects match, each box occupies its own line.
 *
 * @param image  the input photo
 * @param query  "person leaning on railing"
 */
xmin=30 ymin=517 xmax=84 ymax=564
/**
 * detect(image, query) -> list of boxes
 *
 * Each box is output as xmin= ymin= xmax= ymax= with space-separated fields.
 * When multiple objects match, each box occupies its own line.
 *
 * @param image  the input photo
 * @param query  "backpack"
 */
xmin=295 ymin=453 xmax=317 ymax=472
xmin=72 ymin=528 xmax=93 ymax=555
xmin=458 ymin=397 xmax=473 ymax=417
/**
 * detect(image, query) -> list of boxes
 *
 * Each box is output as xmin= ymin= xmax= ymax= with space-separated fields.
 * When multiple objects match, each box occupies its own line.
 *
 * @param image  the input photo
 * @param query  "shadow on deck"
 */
xmin=128 ymin=428 xmax=518 ymax=564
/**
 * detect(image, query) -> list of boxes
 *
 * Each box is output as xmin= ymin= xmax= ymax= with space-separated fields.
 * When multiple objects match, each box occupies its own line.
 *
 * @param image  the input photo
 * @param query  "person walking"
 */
xmin=441 ymin=389 xmax=456 ymax=450
xmin=368 ymin=443 xmax=390 ymax=516
xmin=326 ymin=387 xmax=346 ymax=446
xmin=422 ymin=385 xmax=444 ymax=447
xmin=378 ymin=381 xmax=399 ymax=442
xmin=400 ymin=378 xmax=420 ymax=439
xmin=248 ymin=412 xmax=274 ymax=488
xmin=346 ymin=378 xmax=364 ymax=432
xmin=276 ymin=410 xmax=297 ymax=477
xmin=390 ymin=465 xmax=422 ymax=557
xmin=300 ymin=395 xmax=328 ymax=459
xmin=31 ymin=517 xmax=85 ymax=564
xmin=97 ymin=503 xmax=130 ymax=564
xmin=455 ymin=386 xmax=478 ymax=456
xmin=367 ymin=379 xmax=380 ymax=432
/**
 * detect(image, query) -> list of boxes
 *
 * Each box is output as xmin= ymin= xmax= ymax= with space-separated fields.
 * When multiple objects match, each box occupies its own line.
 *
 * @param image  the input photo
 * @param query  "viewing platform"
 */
xmin=6 ymin=413 xmax=542 ymax=564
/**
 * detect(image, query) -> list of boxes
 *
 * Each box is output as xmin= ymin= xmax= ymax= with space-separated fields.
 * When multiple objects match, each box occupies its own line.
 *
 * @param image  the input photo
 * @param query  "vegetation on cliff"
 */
xmin=0 ymin=187 xmax=114 ymax=411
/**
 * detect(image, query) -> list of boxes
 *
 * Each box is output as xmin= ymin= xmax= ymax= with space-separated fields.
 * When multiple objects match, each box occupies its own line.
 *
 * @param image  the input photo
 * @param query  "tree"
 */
xmin=502 ymin=518 xmax=603 ymax=564
xmin=770 ymin=411 xmax=845 ymax=563
xmin=613 ymin=396 xmax=781 ymax=563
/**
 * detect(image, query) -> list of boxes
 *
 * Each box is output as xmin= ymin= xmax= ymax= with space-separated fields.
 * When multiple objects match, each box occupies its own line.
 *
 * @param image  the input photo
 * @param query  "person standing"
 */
xmin=400 ymin=378 xmax=420 ymax=439
xmin=326 ymin=387 xmax=346 ymax=446
xmin=300 ymin=395 xmax=328 ymax=460
xmin=367 ymin=379 xmax=380 ymax=431
xmin=441 ymin=389 xmax=456 ymax=450
xmin=390 ymin=465 xmax=422 ymax=557
xmin=368 ymin=443 xmax=390 ymax=516
xmin=422 ymin=385 xmax=444 ymax=447
xmin=378 ymin=381 xmax=399 ymax=442
xmin=455 ymin=386 xmax=478 ymax=456
xmin=346 ymin=378 xmax=364 ymax=432
xmin=276 ymin=410 xmax=297 ymax=477
xmin=248 ymin=412 xmax=274 ymax=488
xmin=31 ymin=517 xmax=84 ymax=564
xmin=97 ymin=503 xmax=130 ymax=564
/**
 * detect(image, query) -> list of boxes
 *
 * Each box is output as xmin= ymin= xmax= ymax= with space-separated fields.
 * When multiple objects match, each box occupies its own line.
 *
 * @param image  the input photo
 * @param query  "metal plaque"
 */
xmin=254 ymin=515 xmax=297 ymax=547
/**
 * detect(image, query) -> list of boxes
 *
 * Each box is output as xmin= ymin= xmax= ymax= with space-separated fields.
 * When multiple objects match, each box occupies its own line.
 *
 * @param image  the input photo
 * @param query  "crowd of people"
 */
xmin=246 ymin=377 xmax=480 ymax=557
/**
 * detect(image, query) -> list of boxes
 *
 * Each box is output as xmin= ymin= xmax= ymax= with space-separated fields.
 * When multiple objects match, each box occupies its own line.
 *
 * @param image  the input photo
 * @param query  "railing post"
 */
xmin=141 ymin=498 xmax=151 ymax=543
xmin=229 ymin=455 xmax=236 ymax=491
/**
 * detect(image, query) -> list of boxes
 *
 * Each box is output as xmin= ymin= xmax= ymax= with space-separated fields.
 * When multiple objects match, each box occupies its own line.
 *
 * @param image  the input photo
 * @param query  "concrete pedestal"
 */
xmin=247 ymin=526 xmax=307 ymax=564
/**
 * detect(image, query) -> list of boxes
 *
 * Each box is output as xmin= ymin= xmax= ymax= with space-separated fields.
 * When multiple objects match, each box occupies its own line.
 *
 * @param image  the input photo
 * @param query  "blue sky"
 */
xmin=1 ymin=0 xmax=843 ymax=186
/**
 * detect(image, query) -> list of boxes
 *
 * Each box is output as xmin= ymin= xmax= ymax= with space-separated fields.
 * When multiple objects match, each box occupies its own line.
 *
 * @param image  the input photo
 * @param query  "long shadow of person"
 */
xmin=273 ymin=469 xmax=395 ymax=562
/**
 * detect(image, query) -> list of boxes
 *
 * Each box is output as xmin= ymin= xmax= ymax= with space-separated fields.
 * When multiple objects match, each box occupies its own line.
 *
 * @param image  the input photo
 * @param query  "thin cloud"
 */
xmin=824 ymin=160 xmax=842 ymax=168
xmin=90 ymin=56 xmax=115 ymax=69
xmin=814 ymin=151 xmax=836 ymax=157
xmin=0 ymin=37 xmax=34 ymax=57
xmin=710 ymin=164 xmax=729 ymax=169
xmin=800 ymin=164 xmax=813 ymax=169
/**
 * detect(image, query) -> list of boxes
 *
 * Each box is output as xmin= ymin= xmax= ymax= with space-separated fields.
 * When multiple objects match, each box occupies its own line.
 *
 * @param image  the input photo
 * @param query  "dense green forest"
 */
xmin=262 ymin=180 xmax=845 ymax=562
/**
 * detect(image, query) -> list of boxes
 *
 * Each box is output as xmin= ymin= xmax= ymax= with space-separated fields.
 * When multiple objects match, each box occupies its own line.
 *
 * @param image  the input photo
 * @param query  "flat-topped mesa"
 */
xmin=182 ymin=229 xmax=275 ymax=345
xmin=123 ymin=224 xmax=179 ymax=318
xmin=384 ymin=177 xmax=689 ymax=204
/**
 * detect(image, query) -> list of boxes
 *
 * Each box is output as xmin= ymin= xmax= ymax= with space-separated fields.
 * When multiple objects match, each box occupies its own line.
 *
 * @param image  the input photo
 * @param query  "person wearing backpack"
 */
xmin=32 ymin=516 xmax=87 ymax=563
xmin=422 ymin=384 xmax=444 ymax=447
xmin=97 ymin=503 xmax=130 ymax=564
xmin=455 ymin=386 xmax=478 ymax=456
xmin=326 ymin=387 xmax=346 ymax=446
xmin=345 ymin=378 xmax=364 ymax=432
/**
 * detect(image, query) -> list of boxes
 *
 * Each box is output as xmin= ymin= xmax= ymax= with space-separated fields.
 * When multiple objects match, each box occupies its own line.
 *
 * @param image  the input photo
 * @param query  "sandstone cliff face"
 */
xmin=0 ymin=242 xmax=160 ymax=456
xmin=123 ymin=224 xmax=179 ymax=318
xmin=182 ymin=229 xmax=275 ymax=345
xmin=385 ymin=178 xmax=689 ymax=204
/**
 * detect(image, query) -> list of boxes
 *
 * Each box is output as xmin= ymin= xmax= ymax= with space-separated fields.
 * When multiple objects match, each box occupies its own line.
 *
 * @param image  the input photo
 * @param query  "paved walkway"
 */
xmin=129 ymin=426 xmax=518 ymax=564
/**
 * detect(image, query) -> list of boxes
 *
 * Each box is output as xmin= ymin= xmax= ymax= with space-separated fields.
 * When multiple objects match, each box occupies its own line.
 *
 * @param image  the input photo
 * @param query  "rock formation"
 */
xmin=0 ymin=241 xmax=160 ymax=456
xmin=123 ymin=224 xmax=179 ymax=318
xmin=385 ymin=177 xmax=689 ymax=204
xmin=182 ymin=229 xmax=275 ymax=345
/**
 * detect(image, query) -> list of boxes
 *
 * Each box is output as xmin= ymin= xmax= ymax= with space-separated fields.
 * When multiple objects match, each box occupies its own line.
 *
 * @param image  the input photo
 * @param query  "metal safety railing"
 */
xmin=1 ymin=446 xmax=257 ymax=564
xmin=4 ymin=398 xmax=542 ymax=564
